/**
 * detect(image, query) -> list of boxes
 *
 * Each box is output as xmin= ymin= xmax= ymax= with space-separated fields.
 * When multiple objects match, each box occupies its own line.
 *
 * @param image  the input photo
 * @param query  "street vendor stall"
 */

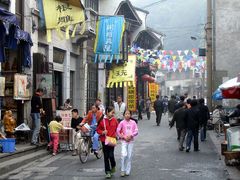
xmin=56 ymin=110 xmax=73 ymax=150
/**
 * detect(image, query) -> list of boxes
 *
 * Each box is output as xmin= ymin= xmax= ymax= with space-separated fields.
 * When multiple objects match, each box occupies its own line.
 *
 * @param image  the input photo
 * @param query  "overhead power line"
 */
xmin=142 ymin=0 xmax=168 ymax=9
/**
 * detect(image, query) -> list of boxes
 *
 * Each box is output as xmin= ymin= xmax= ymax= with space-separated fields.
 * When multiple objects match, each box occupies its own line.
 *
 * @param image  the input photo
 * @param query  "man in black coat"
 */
xmin=169 ymin=102 xmax=187 ymax=151
xmin=168 ymin=95 xmax=177 ymax=121
xmin=198 ymin=98 xmax=210 ymax=141
xmin=185 ymin=99 xmax=200 ymax=152
xmin=154 ymin=95 xmax=164 ymax=126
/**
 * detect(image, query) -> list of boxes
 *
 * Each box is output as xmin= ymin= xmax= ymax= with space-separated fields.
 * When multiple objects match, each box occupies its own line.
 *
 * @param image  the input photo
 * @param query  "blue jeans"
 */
xmin=186 ymin=129 xmax=199 ymax=151
xmin=90 ymin=125 xmax=99 ymax=151
xmin=31 ymin=113 xmax=41 ymax=144
xmin=92 ymin=132 xmax=99 ymax=151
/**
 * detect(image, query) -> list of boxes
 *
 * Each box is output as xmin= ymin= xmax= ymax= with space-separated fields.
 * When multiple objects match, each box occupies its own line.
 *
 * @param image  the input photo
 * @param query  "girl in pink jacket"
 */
xmin=117 ymin=110 xmax=138 ymax=177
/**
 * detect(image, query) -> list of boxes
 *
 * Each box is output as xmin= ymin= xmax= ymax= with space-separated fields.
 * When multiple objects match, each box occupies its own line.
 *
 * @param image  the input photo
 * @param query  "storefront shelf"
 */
xmin=1 ymin=71 xmax=17 ymax=73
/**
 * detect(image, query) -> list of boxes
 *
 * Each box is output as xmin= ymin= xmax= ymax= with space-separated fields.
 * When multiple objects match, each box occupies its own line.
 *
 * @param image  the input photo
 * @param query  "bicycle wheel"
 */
xmin=95 ymin=140 xmax=103 ymax=159
xmin=79 ymin=138 xmax=90 ymax=163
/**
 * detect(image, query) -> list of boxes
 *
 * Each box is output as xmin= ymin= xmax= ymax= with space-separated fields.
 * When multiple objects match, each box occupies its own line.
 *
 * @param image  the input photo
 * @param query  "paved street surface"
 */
xmin=1 ymin=113 xmax=229 ymax=180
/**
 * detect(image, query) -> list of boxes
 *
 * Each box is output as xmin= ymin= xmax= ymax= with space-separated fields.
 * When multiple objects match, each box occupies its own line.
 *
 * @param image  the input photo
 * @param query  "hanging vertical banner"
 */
xmin=94 ymin=16 xmax=125 ymax=63
xmin=41 ymin=0 xmax=85 ymax=42
xmin=148 ymin=83 xmax=159 ymax=102
xmin=127 ymin=86 xmax=137 ymax=112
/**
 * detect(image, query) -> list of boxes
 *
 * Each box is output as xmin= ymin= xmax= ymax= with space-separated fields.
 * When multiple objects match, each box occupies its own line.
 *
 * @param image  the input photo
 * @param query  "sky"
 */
xmin=130 ymin=0 xmax=207 ymax=51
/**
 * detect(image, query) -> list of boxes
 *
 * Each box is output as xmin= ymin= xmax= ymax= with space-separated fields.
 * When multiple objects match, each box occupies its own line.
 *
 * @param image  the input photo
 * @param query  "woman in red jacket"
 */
xmin=97 ymin=106 xmax=118 ymax=179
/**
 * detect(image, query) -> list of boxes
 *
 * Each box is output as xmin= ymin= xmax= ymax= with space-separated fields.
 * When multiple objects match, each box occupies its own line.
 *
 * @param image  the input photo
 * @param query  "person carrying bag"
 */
xmin=97 ymin=106 xmax=118 ymax=179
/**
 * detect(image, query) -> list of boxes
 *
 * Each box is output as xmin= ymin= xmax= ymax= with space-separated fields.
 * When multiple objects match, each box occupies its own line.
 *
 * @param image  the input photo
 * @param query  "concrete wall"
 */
xmin=215 ymin=0 xmax=240 ymax=80
xmin=99 ymin=0 xmax=122 ymax=15
xmin=131 ymin=9 xmax=147 ymax=44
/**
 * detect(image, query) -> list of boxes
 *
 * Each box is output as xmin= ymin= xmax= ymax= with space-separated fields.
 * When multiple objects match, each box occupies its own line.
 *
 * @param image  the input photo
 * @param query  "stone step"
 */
xmin=0 ymin=143 xmax=47 ymax=163
xmin=0 ymin=149 xmax=49 ymax=176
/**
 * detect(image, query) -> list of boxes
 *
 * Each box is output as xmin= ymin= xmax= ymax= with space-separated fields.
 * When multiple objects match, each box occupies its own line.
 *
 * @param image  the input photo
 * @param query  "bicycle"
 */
xmin=78 ymin=132 xmax=103 ymax=163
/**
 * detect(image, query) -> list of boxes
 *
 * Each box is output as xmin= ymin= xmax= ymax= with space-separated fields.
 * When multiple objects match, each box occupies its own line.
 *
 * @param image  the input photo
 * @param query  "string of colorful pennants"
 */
xmin=130 ymin=47 xmax=206 ymax=73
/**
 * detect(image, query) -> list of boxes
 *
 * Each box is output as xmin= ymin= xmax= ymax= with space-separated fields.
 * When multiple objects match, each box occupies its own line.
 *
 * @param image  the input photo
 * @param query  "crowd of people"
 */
xmin=30 ymin=88 xmax=240 ymax=179
xmin=30 ymin=90 xmax=138 ymax=179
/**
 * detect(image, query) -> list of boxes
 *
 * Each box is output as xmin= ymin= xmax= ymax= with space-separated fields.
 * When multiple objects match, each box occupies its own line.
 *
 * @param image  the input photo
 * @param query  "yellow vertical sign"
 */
xmin=148 ymin=83 xmax=159 ymax=102
xmin=127 ymin=86 xmax=137 ymax=111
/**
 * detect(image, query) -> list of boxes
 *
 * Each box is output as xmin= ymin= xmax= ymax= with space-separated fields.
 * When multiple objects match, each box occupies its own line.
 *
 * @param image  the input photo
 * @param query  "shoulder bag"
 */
xmin=103 ymin=119 xmax=117 ymax=147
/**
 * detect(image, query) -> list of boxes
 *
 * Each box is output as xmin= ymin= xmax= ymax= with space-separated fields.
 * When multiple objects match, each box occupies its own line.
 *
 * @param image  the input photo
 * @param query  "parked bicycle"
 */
xmin=78 ymin=131 xmax=103 ymax=163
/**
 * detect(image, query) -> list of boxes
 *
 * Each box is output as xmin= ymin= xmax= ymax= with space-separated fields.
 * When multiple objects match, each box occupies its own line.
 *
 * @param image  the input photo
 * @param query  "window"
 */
xmin=0 ymin=0 xmax=10 ymax=10
xmin=53 ymin=71 xmax=63 ymax=109
xmin=85 ymin=0 xmax=98 ymax=12
xmin=87 ymin=61 xmax=98 ymax=111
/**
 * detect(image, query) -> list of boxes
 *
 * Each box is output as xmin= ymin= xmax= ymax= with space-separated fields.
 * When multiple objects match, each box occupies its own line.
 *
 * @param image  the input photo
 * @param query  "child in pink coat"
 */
xmin=117 ymin=110 xmax=138 ymax=177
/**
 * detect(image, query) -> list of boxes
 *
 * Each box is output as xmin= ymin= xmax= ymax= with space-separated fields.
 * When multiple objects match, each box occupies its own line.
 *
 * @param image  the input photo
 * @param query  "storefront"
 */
xmin=0 ymin=7 xmax=33 ymax=140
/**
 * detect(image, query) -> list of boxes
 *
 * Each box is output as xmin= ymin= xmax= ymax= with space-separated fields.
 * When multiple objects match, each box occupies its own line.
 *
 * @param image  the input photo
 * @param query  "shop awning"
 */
xmin=107 ymin=55 xmax=136 ymax=88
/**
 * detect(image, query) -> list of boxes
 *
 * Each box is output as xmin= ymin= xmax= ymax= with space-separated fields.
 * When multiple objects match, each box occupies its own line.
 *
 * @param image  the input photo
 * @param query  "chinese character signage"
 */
xmin=148 ymin=83 xmax=159 ymax=102
xmin=107 ymin=54 xmax=136 ymax=88
xmin=94 ymin=16 xmax=125 ymax=63
xmin=41 ymin=0 xmax=85 ymax=42
xmin=127 ymin=86 xmax=137 ymax=112
xmin=56 ymin=110 xmax=72 ymax=127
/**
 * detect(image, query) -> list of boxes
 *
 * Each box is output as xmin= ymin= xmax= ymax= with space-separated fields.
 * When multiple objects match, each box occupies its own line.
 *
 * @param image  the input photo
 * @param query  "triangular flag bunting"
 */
xmin=179 ymin=56 xmax=184 ymax=61
xmin=177 ymin=50 xmax=182 ymax=56
xmin=184 ymin=50 xmax=189 ymax=56
xmin=172 ymin=55 xmax=177 ymax=61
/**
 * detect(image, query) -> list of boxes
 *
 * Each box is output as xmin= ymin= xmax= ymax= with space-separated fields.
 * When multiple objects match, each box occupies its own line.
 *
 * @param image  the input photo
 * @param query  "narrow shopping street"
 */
xmin=1 ymin=113 xmax=229 ymax=180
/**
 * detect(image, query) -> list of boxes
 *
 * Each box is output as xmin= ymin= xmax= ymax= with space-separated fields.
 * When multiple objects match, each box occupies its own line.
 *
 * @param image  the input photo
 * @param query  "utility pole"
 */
xmin=206 ymin=0 xmax=213 ymax=111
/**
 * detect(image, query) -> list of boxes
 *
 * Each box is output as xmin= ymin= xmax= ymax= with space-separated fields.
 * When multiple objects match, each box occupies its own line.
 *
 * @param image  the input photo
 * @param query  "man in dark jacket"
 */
xmin=31 ymin=88 xmax=44 ymax=146
xmin=185 ymin=99 xmax=200 ymax=152
xmin=169 ymin=103 xmax=187 ymax=151
xmin=198 ymin=98 xmax=210 ymax=141
xmin=174 ymin=96 xmax=185 ymax=111
xmin=168 ymin=95 xmax=177 ymax=120
xmin=154 ymin=95 xmax=164 ymax=126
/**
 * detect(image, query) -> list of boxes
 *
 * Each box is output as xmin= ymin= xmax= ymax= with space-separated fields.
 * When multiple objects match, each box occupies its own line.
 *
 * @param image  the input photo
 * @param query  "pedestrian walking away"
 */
xmin=137 ymin=96 xmax=145 ymax=121
xmin=169 ymin=103 xmax=187 ymax=151
xmin=185 ymin=99 xmax=200 ymax=152
xmin=153 ymin=95 xmax=164 ymax=126
xmin=97 ymin=106 xmax=118 ymax=179
xmin=117 ymin=110 xmax=138 ymax=177
xmin=114 ymin=96 xmax=126 ymax=123
xmin=145 ymin=97 xmax=152 ymax=120
xmin=168 ymin=95 xmax=177 ymax=121
xmin=198 ymin=98 xmax=210 ymax=141
xmin=30 ymin=88 xmax=44 ymax=146
xmin=71 ymin=109 xmax=83 ymax=156
xmin=47 ymin=116 xmax=64 ymax=156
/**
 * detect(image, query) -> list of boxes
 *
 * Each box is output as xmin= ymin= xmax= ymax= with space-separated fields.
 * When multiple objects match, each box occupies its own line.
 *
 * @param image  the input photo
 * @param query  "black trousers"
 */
xmin=138 ymin=109 xmax=143 ymax=120
xmin=146 ymin=108 xmax=151 ymax=120
xmin=156 ymin=111 xmax=163 ymax=125
xmin=102 ymin=142 xmax=116 ymax=173
xmin=176 ymin=128 xmax=181 ymax=140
